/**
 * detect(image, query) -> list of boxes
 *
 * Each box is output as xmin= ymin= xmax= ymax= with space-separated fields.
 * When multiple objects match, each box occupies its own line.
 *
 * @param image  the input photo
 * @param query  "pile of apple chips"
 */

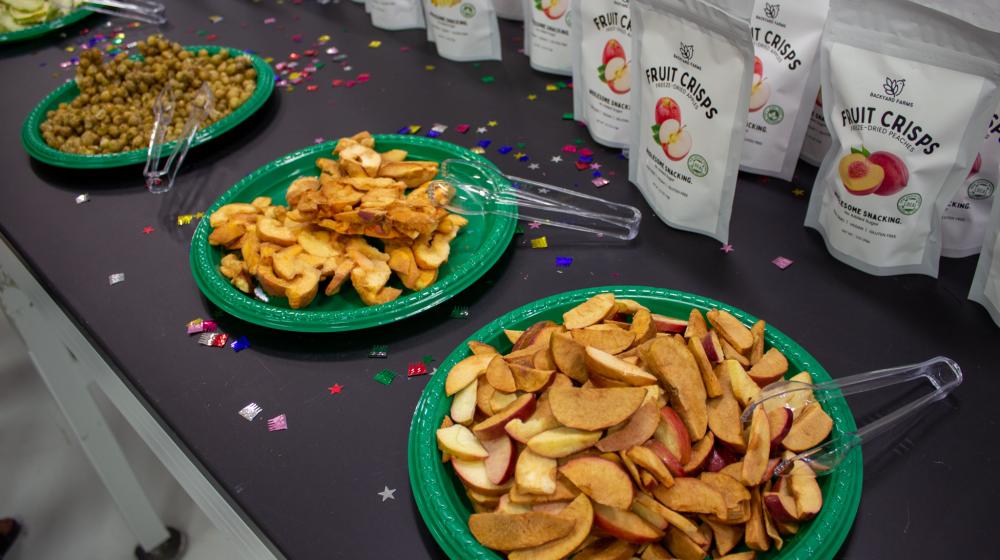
xmin=208 ymin=131 xmax=467 ymax=308
xmin=437 ymin=293 xmax=834 ymax=559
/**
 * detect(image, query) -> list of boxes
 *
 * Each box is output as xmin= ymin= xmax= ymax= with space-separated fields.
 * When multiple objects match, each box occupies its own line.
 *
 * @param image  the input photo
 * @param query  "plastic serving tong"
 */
xmin=56 ymin=0 xmax=167 ymax=24
xmin=740 ymin=356 xmax=962 ymax=477
xmin=144 ymin=83 xmax=213 ymax=194
xmin=426 ymin=158 xmax=642 ymax=240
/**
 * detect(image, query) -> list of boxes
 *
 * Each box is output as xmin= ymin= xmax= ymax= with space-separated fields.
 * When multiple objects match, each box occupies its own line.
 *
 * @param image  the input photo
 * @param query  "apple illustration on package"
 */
xmin=651 ymin=97 xmax=691 ymax=162
xmin=749 ymin=56 xmax=771 ymax=112
xmin=968 ymin=152 xmax=982 ymax=178
xmin=598 ymin=39 xmax=630 ymax=94
xmin=537 ymin=0 xmax=566 ymax=20
xmin=838 ymin=146 xmax=909 ymax=196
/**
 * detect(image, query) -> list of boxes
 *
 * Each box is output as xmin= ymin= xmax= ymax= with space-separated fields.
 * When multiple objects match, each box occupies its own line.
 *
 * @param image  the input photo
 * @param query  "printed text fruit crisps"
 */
xmin=628 ymin=0 xmax=754 ymax=243
xmin=572 ymin=0 xmax=632 ymax=148
xmin=805 ymin=0 xmax=1000 ymax=277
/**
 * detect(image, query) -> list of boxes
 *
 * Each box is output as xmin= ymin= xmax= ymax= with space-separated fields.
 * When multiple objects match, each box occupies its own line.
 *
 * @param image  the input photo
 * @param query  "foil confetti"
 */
xmin=369 ymin=344 xmax=389 ymax=359
xmin=373 ymin=369 xmax=397 ymax=385
xmin=556 ymin=256 xmax=573 ymax=267
xmin=108 ymin=273 xmax=125 ymax=286
xmin=231 ymin=336 xmax=250 ymax=352
xmin=562 ymin=113 xmax=574 ymax=120
xmin=431 ymin=123 xmax=447 ymax=134
xmin=75 ymin=193 xmax=90 ymax=204
xmin=450 ymin=305 xmax=470 ymax=319
xmin=772 ymin=256 xmax=794 ymax=269
xmin=720 ymin=244 xmax=734 ymax=253
xmin=455 ymin=124 xmax=470 ymax=133
xmin=422 ymin=355 xmax=436 ymax=365
xmin=528 ymin=221 xmax=542 ymax=229
xmin=198 ymin=333 xmax=229 ymax=347
xmin=328 ymin=383 xmax=343 ymax=394
xmin=592 ymin=178 xmax=609 ymax=187
xmin=368 ymin=40 xmax=382 ymax=48
xmin=498 ymin=146 xmax=513 ymax=154
xmin=267 ymin=414 xmax=288 ymax=431
xmin=238 ymin=402 xmax=262 ymax=421
xmin=471 ymin=147 xmax=485 ymax=155
xmin=407 ymin=362 xmax=428 ymax=377
xmin=487 ymin=120 xmax=498 ymax=127
xmin=531 ymin=237 xmax=548 ymax=249
xmin=186 ymin=318 xmax=218 ymax=334
xmin=142 ymin=226 xmax=155 ymax=234
xmin=562 ymin=145 xmax=578 ymax=153
xmin=477 ymin=140 xmax=492 ymax=148
xmin=176 ymin=214 xmax=194 ymax=226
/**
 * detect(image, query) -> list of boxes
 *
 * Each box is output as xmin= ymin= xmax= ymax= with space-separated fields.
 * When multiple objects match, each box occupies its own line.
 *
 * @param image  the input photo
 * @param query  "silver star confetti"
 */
xmin=75 ymin=193 xmax=90 ymax=204
xmin=378 ymin=486 xmax=397 ymax=501
xmin=528 ymin=163 xmax=540 ymax=170
xmin=550 ymin=155 xmax=563 ymax=163
xmin=476 ymin=127 xmax=488 ymax=133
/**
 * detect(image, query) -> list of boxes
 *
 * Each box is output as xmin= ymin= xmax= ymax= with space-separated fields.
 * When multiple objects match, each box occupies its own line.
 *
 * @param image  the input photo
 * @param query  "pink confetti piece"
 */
xmin=528 ymin=221 xmax=542 ymax=229
xmin=267 ymin=414 xmax=287 ymax=431
xmin=263 ymin=17 xmax=276 ymax=24
xmin=592 ymin=178 xmax=609 ymax=187
xmin=357 ymin=73 xmax=371 ymax=83
xmin=455 ymin=124 xmax=470 ymax=133
xmin=407 ymin=362 xmax=429 ymax=377
xmin=306 ymin=84 xmax=318 ymax=92
xmin=772 ymin=256 xmax=794 ymax=269
xmin=720 ymin=244 xmax=734 ymax=253
xmin=291 ymin=34 xmax=303 ymax=42
xmin=562 ymin=145 xmax=578 ymax=153
xmin=579 ymin=148 xmax=594 ymax=157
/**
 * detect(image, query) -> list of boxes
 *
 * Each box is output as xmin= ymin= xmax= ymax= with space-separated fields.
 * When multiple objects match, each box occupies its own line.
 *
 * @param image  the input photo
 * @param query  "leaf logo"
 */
xmin=883 ymin=77 xmax=905 ymax=97
xmin=679 ymin=43 xmax=694 ymax=61
xmin=764 ymin=3 xmax=779 ymax=19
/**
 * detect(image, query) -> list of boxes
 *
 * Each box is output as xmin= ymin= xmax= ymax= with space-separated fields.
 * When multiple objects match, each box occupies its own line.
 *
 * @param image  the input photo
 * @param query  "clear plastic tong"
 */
xmin=742 ymin=356 xmax=962 ymax=477
xmin=426 ymin=159 xmax=642 ymax=240
xmin=55 ymin=0 xmax=167 ymax=24
xmin=143 ymin=83 xmax=214 ymax=194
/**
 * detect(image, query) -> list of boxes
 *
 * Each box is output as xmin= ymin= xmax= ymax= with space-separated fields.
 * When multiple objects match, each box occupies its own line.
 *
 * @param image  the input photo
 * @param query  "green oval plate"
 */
xmin=21 ymin=44 xmax=274 ymax=168
xmin=409 ymin=286 xmax=862 ymax=560
xmin=190 ymin=134 xmax=517 ymax=332
xmin=0 ymin=9 xmax=91 ymax=44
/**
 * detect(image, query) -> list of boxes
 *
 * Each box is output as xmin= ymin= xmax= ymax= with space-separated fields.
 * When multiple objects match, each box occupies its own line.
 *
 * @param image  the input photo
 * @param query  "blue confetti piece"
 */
xmin=556 ymin=256 xmax=573 ymax=267
xmin=578 ymin=155 xmax=594 ymax=163
xmin=592 ymin=170 xmax=602 ymax=177
xmin=498 ymin=146 xmax=513 ymax=154
xmin=426 ymin=130 xmax=441 ymax=138
xmin=397 ymin=126 xmax=411 ymax=134
xmin=519 ymin=155 xmax=529 ymax=162
xmin=477 ymin=140 xmax=492 ymax=148
xmin=230 ymin=336 xmax=250 ymax=352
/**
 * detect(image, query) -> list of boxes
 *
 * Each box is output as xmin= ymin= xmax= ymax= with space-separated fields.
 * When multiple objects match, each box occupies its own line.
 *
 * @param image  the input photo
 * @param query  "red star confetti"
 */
xmin=407 ymin=362 xmax=429 ymax=377
xmin=267 ymin=414 xmax=288 ymax=432
xmin=142 ymin=226 xmax=155 ymax=234
xmin=590 ymin=163 xmax=602 ymax=170
xmin=720 ymin=244 xmax=734 ymax=253
xmin=530 ymin=236 xmax=548 ymax=249
xmin=328 ymin=383 xmax=343 ymax=394
xmin=772 ymin=256 xmax=794 ymax=269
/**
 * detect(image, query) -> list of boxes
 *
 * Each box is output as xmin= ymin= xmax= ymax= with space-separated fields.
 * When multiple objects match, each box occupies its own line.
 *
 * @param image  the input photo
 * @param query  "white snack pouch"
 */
xmin=627 ymin=0 xmax=754 ymax=243
xmin=571 ymin=0 xmax=632 ymax=148
xmin=800 ymin=89 xmax=832 ymax=166
xmin=740 ymin=0 xmax=829 ymax=180
xmin=370 ymin=0 xmax=425 ymax=30
xmin=942 ymin=108 xmax=1000 ymax=258
xmin=495 ymin=0 xmax=523 ymax=20
xmin=424 ymin=0 xmax=502 ymax=62
xmin=804 ymin=0 xmax=1000 ymax=277
xmin=522 ymin=0 xmax=572 ymax=75
xmin=969 ymin=197 xmax=1000 ymax=327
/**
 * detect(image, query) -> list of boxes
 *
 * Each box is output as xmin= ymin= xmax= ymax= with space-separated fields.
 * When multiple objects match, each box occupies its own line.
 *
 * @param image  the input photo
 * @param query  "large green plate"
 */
xmin=0 ymin=8 xmax=91 ymax=44
xmin=190 ymin=135 xmax=517 ymax=332
xmin=21 ymin=44 xmax=274 ymax=168
xmin=409 ymin=286 xmax=862 ymax=560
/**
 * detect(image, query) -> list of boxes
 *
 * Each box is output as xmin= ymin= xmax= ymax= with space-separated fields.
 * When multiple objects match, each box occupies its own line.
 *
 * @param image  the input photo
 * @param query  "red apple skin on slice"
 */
xmin=651 ymin=314 xmax=688 ymax=333
xmin=453 ymin=457 xmax=513 ymax=496
xmin=592 ymin=502 xmax=664 ymax=544
xmin=644 ymin=439 xmax=685 ymax=478
xmin=473 ymin=394 xmax=537 ymax=440
xmin=767 ymin=406 xmax=794 ymax=453
xmin=683 ymin=432 xmax=715 ymax=476
xmin=781 ymin=402 xmax=834 ymax=452
xmin=763 ymin=491 xmax=799 ymax=524
xmin=654 ymin=406 xmax=693 ymax=464
xmin=483 ymin=434 xmax=516 ymax=485
xmin=702 ymin=332 xmax=725 ymax=363
xmin=748 ymin=347 xmax=788 ymax=387
xmin=786 ymin=460 xmax=823 ymax=520
xmin=559 ymin=456 xmax=635 ymax=510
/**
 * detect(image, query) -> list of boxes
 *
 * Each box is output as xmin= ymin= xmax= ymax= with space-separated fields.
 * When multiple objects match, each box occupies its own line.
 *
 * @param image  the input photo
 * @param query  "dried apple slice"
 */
xmin=507 ymin=494 xmax=594 ymax=560
xmin=504 ymin=329 xmax=524 ymax=344
xmin=700 ymin=472 xmax=751 ymax=524
xmin=721 ymin=337 xmax=751 ymax=367
xmin=688 ymin=336 xmax=723 ymax=397
xmin=505 ymin=399 xmax=560 ymax=443
xmin=707 ymin=372 xmax=746 ymax=452
xmin=515 ymin=448 xmax=558 ymax=495
xmin=445 ymin=353 xmax=494 ymax=396
xmin=510 ymin=364 xmax=556 ymax=392
xmin=510 ymin=476 xmax=579 ymax=504
xmin=485 ymin=354 xmax=517 ymax=393
xmin=750 ymin=320 xmax=766 ymax=365
xmin=767 ymin=406 xmax=794 ymax=451
xmin=583 ymin=346 xmax=658 ymax=386
xmin=468 ymin=511 xmax=574 ymax=551
xmin=684 ymin=309 xmax=708 ymax=339
xmin=450 ymin=379 xmax=478 ymax=425
xmin=786 ymin=459 xmax=823 ymax=520
xmin=571 ymin=326 xmax=636 ymax=355
xmin=528 ymin=427 xmax=602 ymax=458
xmin=718 ymin=359 xmax=761 ymax=408
xmin=467 ymin=340 xmax=498 ymax=356
xmin=748 ymin=347 xmax=789 ymax=387
xmin=633 ymin=493 xmax=699 ymax=537
xmin=707 ymin=309 xmax=754 ymax=353
xmin=559 ymin=456 xmax=634 ymax=509
xmin=640 ymin=337 xmax=708 ymax=440
xmin=652 ymin=477 xmax=727 ymax=518
xmin=550 ymin=332 xmax=589 ymax=383
xmin=742 ymin=406 xmax=772 ymax=486
xmin=256 ymin=217 xmax=297 ymax=246
xmin=781 ymin=402 xmax=834 ymax=452
xmin=704 ymin=516 xmax=744 ymax=556
xmin=625 ymin=444 xmax=674 ymax=487
xmin=664 ymin=525 xmax=709 ymax=560
xmin=629 ymin=308 xmax=657 ymax=347
xmin=592 ymin=502 xmax=663 ymax=544
xmin=437 ymin=424 xmax=488 ymax=460
xmin=746 ymin=487 xmax=770 ymax=551
xmin=490 ymin=391 xmax=518 ymax=412
xmin=548 ymin=386 xmax=645 ymax=431
xmin=474 ymin=394 xmax=537 ymax=440
xmin=596 ymin=399 xmax=660 ymax=452
xmin=683 ymin=432 xmax=715 ymax=476
xmin=563 ymin=293 xmax=617 ymax=330
xmin=453 ymin=457 xmax=513 ymax=496
xmin=483 ymin=434 xmax=516 ymax=485
xmin=513 ymin=321 xmax=559 ymax=351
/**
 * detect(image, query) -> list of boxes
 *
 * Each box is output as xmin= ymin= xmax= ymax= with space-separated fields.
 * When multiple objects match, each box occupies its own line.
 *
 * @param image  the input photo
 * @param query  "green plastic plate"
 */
xmin=409 ymin=286 xmax=862 ymax=560
xmin=21 ymin=44 xmax=274 ymax=168
xmin=190 ymin=134 xmax=517 ymax=332
xmin=0 ymin=9 xmax=91 ymax=44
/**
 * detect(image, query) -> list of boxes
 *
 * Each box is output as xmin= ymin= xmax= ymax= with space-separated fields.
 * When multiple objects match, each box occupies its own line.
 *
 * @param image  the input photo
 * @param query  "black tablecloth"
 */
xmin=0 ymin=1 xmax=992 ymax=558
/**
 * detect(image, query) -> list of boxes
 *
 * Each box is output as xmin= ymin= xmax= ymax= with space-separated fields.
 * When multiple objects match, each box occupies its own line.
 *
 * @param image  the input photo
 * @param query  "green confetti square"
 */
xmin=562 ymin=113 xmax=574 ymax=120
xmin=573 ymin=138 xmax=585 ymax=145
xmin=481 ymin=75 xmax=495 ymax=84
xmin=451 ymin=305 xmax=470 ymax=319
xmin=516 ymin=142 xmax=526 ymax=149
xmin=373 ymin=369 xmax=397 ymax=385
xmin=557 ymin=81 xmax=567 ymax=89
xmin=422 ymin=354 xmax=436 ymax=365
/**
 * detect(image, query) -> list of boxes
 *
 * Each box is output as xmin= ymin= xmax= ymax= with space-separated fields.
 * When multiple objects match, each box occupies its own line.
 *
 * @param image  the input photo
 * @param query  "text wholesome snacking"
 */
xmin=209 ymin=131 xmax=467 ymax=309
xmin=438 ymin=293 xmax=833 ymax=559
